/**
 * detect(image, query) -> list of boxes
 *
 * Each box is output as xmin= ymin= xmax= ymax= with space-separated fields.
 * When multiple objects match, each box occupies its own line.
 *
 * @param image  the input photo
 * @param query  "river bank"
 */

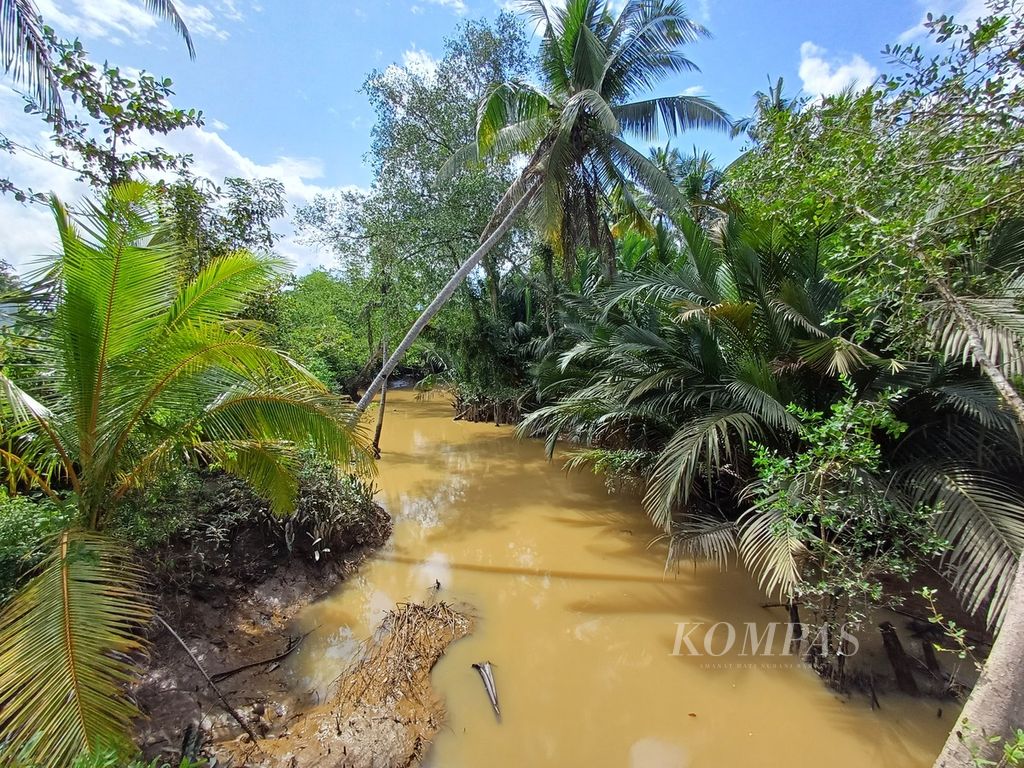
xmin=131 ymin=491 xmax=396 ymax=765
xmin=134 ymin=389 xmax=971 ymax=767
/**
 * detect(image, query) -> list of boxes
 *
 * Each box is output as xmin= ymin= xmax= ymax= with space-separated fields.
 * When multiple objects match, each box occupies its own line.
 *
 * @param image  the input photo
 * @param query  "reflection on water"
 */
xmin=290 ymin=390 xmax=948 ymax=767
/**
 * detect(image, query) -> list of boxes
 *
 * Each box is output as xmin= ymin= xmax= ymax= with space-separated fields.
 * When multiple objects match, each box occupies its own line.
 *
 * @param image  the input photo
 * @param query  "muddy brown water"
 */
xmin=289 ymin=389 xmax=952 ymax=767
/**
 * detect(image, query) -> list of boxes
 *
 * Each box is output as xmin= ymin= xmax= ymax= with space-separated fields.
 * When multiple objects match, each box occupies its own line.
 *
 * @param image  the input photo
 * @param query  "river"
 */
xmin=290 ymin=389 xmax=951 ymax=767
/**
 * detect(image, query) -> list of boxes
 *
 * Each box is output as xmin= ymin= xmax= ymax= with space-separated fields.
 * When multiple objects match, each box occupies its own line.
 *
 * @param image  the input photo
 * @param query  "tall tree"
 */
xmin=2 ymin=32 xmax=202 ymax=203
xmin=354 ymin=0 xmax=730 ymax=415
xmin=298 ymin=13 xmax=532 ymax=396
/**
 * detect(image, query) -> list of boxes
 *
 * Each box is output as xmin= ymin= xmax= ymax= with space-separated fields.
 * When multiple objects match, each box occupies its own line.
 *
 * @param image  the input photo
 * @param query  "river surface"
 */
xmin=291 ymin=389 xmax=950 ymax=767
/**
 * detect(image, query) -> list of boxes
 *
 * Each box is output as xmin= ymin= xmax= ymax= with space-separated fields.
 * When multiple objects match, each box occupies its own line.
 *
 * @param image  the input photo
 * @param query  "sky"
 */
xmin=0 ymin=0 xmax=990 ymax=275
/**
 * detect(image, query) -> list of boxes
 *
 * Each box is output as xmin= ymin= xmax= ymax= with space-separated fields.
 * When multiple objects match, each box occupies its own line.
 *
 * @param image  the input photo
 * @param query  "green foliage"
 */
xmin=105 ymin=467 xmax=204 ymax=551
xmin=744 ymin=389 xmax=947 ymax=623
xmin=0 ymin=533 xmax=152 ymax=766
xmin=110 ymin=459 xmax=385 ymax=573
xmin=163 ymin=176 xmax=287 ymax=278
xmin=468 ymin=0 xmax=730 ymax=278
xmin=266 ymin=457 xmax=385 ymax=562
xmin=8 ymin=743 xmax=203 ymax=767
xmin=918 ymin=585 xmax=979 ymax=664
xmin=3 ymin=31 xmax=202 ymax=201
xmin=0 ymin=0 xmax=193 ymax=119
xmin=1 ymin=183 xmax=371 ymax=526
xmin=563 ymin=447 xmax=657 ymax=492
xmin=0 ymin=489 xmax=72 ymax=601
xmin=520 ymin=212 xmax=850 ymax=528
xmin=727 ymin=2 xmax=1024 ymax=359
xmin=296 ymin=13 xmax=534 ymax=400
xmin=275 ymin=270 xmax=366 ymax=391
xmin=0 ymin=183 xmax=372 ymax=766
xmin=957 ymin=722 xmax=1024 ymax=768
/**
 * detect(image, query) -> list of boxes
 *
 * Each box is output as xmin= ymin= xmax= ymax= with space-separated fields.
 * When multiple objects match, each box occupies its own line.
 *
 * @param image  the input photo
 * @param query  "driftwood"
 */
xmin=156 ymin=615 xmax=261 ymax=744
xmin=213 ymin=602 xmax=473 ymax=768
xmin=472 ymin=661 xmax=501 ymax=722
xmin=210 ymin=628 xmax=315 ymax=683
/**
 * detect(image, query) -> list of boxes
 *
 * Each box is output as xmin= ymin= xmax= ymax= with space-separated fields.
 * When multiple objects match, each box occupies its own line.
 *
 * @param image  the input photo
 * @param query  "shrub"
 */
xmin=110 ymin=457 xmax=389 ymax=582
xmin=107 ymin=468 xmax=207 ymax=550
xmin=264 ymin=458 xmax=387 ymax=561
xmin=0 ymin=490 xmax=73 ymax=601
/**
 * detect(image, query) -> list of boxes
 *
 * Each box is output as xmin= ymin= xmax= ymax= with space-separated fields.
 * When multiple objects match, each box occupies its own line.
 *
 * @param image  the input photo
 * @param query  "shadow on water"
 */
xmin=291 ymin=390 xmax=951 ymax=768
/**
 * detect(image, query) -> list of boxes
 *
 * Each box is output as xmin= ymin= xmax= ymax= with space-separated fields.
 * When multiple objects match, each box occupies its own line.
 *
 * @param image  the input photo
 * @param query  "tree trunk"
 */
xmin=354 ymin=187 xmax=536 ymax=416
xmin=542 ymin=243 xmax=556 ymax=337
xmin=928 ymin=276 xmax=1024 ymax=766
xmin=879 ymin=621 xmax=920 ymax=696
xmin=933 ymin=553 xmax=1024 ymax=767
xmin=345 ymin=346 xmax=382 ymax=403
xmin=931 ymin=278 xmax=1024 ymax=424
xmin=372 ymin=340 xmax=388 ymax=459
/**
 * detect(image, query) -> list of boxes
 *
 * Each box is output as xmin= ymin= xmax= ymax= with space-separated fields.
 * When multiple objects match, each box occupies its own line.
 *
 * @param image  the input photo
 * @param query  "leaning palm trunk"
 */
xmin=931 ymin=278 xmax=1024 ymax=767
xmin=934 ymin=552 xmax=1024 ymax=766
xmin=931 ymin=278 xmax=1024 ymax=424
xmin=354 ymin=185 xmax=537 ymax=415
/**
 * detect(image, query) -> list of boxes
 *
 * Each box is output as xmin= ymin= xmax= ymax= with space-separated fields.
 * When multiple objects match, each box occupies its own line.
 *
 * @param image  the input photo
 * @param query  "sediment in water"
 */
xmin=219 ymin=602 xmax=473 ymax=768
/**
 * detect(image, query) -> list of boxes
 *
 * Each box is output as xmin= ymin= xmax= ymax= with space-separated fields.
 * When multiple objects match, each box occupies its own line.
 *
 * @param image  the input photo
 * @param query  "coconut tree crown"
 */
xmin=469 ymin=0 xmax=730 ymax=274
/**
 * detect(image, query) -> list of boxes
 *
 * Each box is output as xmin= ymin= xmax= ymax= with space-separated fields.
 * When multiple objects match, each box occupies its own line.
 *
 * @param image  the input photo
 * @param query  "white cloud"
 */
xmin=382 ymin=46 xmax=439 ymax=85
xmin=423 ymin=0 xmax=467 ymax=14
xmin=0 ymin=86 xmax=361 ymax=275
xmin=898 ymin=0 xmax=987 ymax=43
xmin=798 ymin=41 xmax=878 ymax=98
xmin=696 ymin=0 xmax=711 ymax=24
xmin=682 ymin=85 xmax=705 ymax=96
xmin=174 ymin=1 xmax=231 ymax=41
xmin=33 ymin=0 xmax=246 ymax=46
xmin=402 ymin=47 xmax=439 ymax=78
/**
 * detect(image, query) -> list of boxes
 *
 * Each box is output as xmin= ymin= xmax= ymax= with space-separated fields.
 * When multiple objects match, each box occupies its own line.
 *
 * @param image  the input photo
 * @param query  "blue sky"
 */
xmin=0 ymin=0 xmax=988 ymax=273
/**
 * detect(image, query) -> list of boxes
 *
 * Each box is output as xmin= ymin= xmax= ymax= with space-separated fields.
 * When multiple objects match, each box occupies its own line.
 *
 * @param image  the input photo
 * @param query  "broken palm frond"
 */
xmin=156 ymin=615 xmax=262 ymax=745
xmin=472 ymin=661 xmax=501 ymax=722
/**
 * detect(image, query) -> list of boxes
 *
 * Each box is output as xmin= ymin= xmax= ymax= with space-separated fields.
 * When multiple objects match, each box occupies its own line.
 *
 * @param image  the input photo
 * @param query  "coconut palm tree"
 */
xmin=647 ymin=145 xmax=726 ymax=228
xmin=353 ymin=0 xmax=730 ymax=416
xmin=0 ymin=183 xmax=369 ymax=766
xmin=730 ymin=75 xmax=796 ymax=140
xmin=1 ymin=0 xmax=194 ymax=116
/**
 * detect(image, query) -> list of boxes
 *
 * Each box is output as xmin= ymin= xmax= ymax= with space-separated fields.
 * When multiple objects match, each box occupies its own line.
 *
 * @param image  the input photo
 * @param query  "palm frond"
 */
xmin=164 ymin=251 xmax=283 ymax=331
xmin=141 ymin=0 xmax=195 ymax=58
xmin=0 ymin=532 xmax=151 ymax=767
xmin=0 ymin=0 xmax=61 ymax=115
xmin=613 ymin=95 xmax=730 ymax=141
xmin=900 ymin=462 xmax=1024 ymax=628
xmin=929 ymin=297 xmax=1024 ymax=378
xmin=737 ymin=490 xmax=806 ymax=598
xmin=666 ymin=512 xmax=736 ymax=569
xmin=644 ymin=410 xmax=764 ymax=529
xmin=476 ymin=81 xmax=553 ymax=157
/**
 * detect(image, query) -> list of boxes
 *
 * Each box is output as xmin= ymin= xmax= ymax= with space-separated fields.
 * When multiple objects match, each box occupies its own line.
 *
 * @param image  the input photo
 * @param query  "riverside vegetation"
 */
xmin=0 ymin=0 xmax=1023 ymax=766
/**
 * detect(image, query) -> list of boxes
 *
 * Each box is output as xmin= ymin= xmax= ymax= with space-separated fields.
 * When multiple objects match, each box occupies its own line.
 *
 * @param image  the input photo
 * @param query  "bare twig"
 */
xmin=210 ymin=628 xmax=317 ymax=683
xmin=156 ymin=615 xmax=262 ymax=744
